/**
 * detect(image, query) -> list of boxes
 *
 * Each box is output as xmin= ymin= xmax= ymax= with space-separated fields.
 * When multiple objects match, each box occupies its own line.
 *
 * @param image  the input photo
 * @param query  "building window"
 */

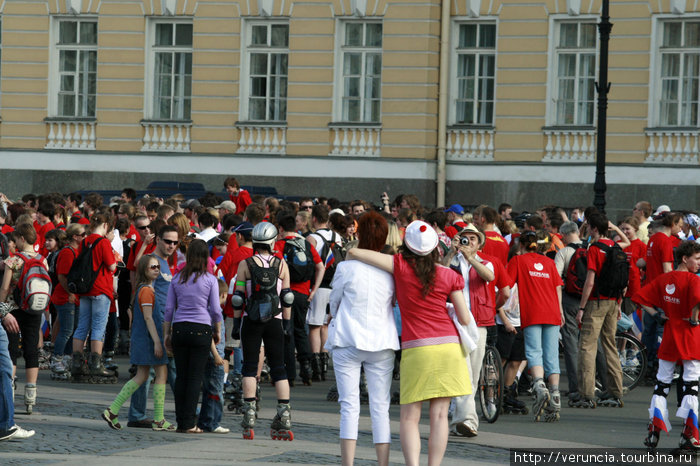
xmin=149 ymin=21 xmax=192 ymax=120
xmin=336 ymin=22 xmax=382 ymax=123
xmin=657 ymin=21 xmax=700 ymax=126
xmin=452 ymin=22 xmax=496 ymax=125
xmin=241 ymin=22 xmax=289 ymax=121
xmin=552 ymin=22 xmax=596 ymax=126
xmin=55 ymin=19 xmax=97 ymax=118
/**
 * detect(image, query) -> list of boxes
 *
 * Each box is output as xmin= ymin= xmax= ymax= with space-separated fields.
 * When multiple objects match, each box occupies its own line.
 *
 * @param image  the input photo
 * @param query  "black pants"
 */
xmin=117 ymin=280 xmax=132 ymax=331
xmin=103 ymin=312 xmax=119 ymax=353
xmin=241 ymin=317 xmax=286 ymax=382
xmin=7 ymin=309 xmax=41 ymax=368
xmin=172 ymin=322 xmax=212 ymax=430
xmin=284 ymin=291 xmax=312 ymax=381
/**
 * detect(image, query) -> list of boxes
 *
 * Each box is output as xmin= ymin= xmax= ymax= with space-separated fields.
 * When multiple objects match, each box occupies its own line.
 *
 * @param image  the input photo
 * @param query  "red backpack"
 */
xmin=564 ymin=245 xmax=588 ymax=297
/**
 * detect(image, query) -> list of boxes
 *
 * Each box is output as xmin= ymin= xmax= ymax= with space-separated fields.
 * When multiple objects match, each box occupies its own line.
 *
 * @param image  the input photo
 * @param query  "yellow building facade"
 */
xmin=0 ymin=0 xmax=697 ymax=212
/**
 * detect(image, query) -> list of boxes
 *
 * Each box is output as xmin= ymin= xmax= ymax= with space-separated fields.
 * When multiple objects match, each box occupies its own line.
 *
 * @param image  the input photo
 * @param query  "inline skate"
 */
xmin=502 ymin=382 xmax=528 ymax=414
xmin=24 ymin=383 xmax=36 ymax=414
xmin=532 ymin=378 xmax=550 ymax=422
xmin=543 ymin=388 xmax=560 ymax=422
xmin=270 ymin=403 xmax=294 ymax=441
xmin=241 ymin=400 xmax=256 ymax=439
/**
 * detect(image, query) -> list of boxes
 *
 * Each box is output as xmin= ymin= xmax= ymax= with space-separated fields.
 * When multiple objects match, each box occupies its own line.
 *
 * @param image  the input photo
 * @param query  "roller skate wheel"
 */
xmin=243 ymin=429 xmax=254 ymax=440
xmin=271 ymin=429 xmax=294 ymax=441
xmin=227 ymin=404 xmax=235 ymax=412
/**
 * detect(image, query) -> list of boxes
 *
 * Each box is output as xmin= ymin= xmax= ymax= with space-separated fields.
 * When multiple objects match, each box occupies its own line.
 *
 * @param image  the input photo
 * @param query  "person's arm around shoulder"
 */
xmin=346 ymin=248 xmax=394 ymax=274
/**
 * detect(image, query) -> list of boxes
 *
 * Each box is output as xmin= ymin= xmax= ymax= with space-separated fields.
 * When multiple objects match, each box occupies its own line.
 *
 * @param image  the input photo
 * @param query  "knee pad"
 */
xmin=682 ymin=380 xmax=699 ymax=397
xmin=654 ymin=380 xmax=672 ymax=397
xmin=270 ymin=365 xmax=287 ymax=382
xmin=241 ymin=362 xmax=258 ymax=378
xmin=280 ymin=288 xmax=294 ymax=306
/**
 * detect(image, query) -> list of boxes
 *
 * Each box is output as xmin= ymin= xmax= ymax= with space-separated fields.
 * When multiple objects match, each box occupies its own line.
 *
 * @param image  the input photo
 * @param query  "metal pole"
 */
xmin=594 ymin=0 xmax=612 ymax=214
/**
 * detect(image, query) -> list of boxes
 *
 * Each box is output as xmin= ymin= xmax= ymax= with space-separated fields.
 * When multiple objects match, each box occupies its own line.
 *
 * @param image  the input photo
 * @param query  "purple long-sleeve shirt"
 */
xmin=164 ymin=272 xmax=223 ymax=326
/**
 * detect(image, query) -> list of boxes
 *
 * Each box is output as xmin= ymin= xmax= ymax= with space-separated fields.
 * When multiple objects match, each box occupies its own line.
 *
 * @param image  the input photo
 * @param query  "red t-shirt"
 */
xmin=482 ymin=231 xmax=509 ymax=267
xmin=1 ymin=225 xmax=13 ymax=235
xmin=221 ymin=246 xmax=254 ymax=318
xmin=444 ymin=220 xmax=468 ymax=239
xmin=127 ymin=239 xmax=156 ymax=271
xmin=645 ymin=232 xmax=674 ymax=285
xmin=35 ymin=220 xmax=55 ymax=257
xmin=623 ymin=238 xmax=646 ymax=299
xmin=480 ymin=251 xmax=514 ymax=300
xmin=393 ymin=254 xmax=464 ymax=346
xmin=229 ymin=189 xmax=252 ymax=216
xmin=127 ymin=224 xmax=138 ymax=241
xmin=507 ymin=253 xmax=562 ymax=328
xmin=633 ymin=271 xmax=700 ymax=361
xmin=80 ymin=234 xmax=116 ymax=297
xmin=217 ymin=237 xmax=242 ymax=283
xmin=51 ymin=246 xmax=79 ymax=306
xmin=587 ymin=238 xmax=617 ymax=300
xmin=273 ymin=235 xmax=322 ymax=295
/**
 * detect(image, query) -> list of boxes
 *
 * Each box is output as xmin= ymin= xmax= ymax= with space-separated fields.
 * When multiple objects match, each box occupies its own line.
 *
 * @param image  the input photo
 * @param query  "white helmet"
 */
xmin=252 ymin=222 xmax=278 ymax=249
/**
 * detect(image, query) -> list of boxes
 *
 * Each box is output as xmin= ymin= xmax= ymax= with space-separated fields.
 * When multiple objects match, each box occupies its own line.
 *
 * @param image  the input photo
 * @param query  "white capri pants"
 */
xmin=331 ymin=346 xmax=395 ymax=444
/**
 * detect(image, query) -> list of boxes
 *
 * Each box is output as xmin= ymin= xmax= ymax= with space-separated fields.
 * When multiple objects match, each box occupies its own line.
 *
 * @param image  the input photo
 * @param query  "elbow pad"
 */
xmin=231 ymin=290 xmax=246 ymax=310
xmin=280 ymin=288 xmax=294 ymax=306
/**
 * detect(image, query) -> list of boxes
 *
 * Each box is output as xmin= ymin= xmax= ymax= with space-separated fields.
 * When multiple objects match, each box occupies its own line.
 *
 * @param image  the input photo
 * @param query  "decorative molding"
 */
xmin=162 ymin=0 xmax=177 ymax=16
xmin=350 ymin=0 xmax=367 ymax=17
xmin=466 ymin=0 xmax=481 ymax=18
xmin=566 ymin=0 xmax=581 ymax=16
xmin=68 ymin=0 xmax=82 ymax=15
xmin=671 ymin=0 xmax=686 ymax=15
xmin=258 ymin=0 xmax=274 ymax=16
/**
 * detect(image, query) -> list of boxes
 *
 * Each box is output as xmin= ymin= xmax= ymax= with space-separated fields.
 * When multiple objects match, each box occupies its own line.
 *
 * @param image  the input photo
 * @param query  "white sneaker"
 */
xmin=9 ymin=425 xmax=35 ymax=440
xmin=212 ymin=426 xmax=230 ymax=434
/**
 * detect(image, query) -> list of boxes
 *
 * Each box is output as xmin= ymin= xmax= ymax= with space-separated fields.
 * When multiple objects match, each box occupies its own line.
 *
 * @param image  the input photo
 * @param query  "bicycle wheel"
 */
xmin=616 ymin=332 xmax=647 ymax=391
xmin=478 ymin=346 xmax=504 ymax=423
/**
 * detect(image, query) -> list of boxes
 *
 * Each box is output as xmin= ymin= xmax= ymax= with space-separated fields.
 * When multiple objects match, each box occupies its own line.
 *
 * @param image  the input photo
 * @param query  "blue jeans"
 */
xmin=523 ymin=324 xmax=561 ymax=377
xmin=0 ymin=324 xmax=15 ymax=430
xmin=74 ymin=294 xmax=111 ymax=342
xmin=232 ymin=347 xmax=242 ymax=375
xmin=198 ymin=359 xmax=224 ymax=431
xmin=54 ymin=303 xmax=79 ymax=356
xmin=128 ymin=357 xmax=176 ymax=422
xmin=642 ymin=311 xmax=663 ymax=370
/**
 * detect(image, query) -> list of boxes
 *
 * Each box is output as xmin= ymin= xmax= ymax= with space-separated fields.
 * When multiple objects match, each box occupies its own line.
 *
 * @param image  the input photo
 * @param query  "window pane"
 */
xmin=558 ymin=78 xmax=575 ymax=100
xmin=270 ymin=53 xmax=288 ymax=76
xmin=155 ymin=53 xmax=173 ymax=76
xmin=458 ymin=54 xmax=475 ymax=78
xmin=250 ymin=53 xmax=268 ymax=75
xmin=479 ymin=54 xmax=495 ymax=77
xmin=271 ymin=24 xmax=289 ymax=47
xmin=580 ymin=24 xmax=596 ymax=48
xmin=345 ymin=23 xmax=362 ymax=46
xmin=87 ymin=74 xmax=97 ymax=95
xmin=60 ymin=50 xmax=77 ymax=72
xmin=250 ymin=77 xmax=267 ymax=97
xmin=663 ymin=22 xmax=682 ymax=47
xmin=686 ymin=23 xmax=700 ymax=47
xmin=459 ymin=24 xmax=477 ymax=48
xmin=459 ymin=78 xmax=475 ymax=101
xmin=345 ymin=77 xmax=360 ymax=97
xmin=156 ymin=24 xmax=173 ymax=46
xmin=479 ymin=24 xmax=496 ymax=48
xmin=366 ymin=76 xmax=380 ymax=98
xmin=59 ymin=22 xmax=78 ymax=44
xmin=558 ymin=54 xmax=576 ymax=77
xmin=457 ymin=101 xmax=474 ymax=124
xmin=60 ymin=75 xmax=74 ymax=92
xmin=86 ymin=95 xmax=96 ymax=117
xmin=369 ymin=100 xmax=380 ymax=122
xmin=175 ymin=24 xmax=193 ymax=46
xmin=156 ymin=75 xmax=172 ymax=99
xmin=366 ymin=53 xmax=381 ymax=76
xmin=59 ymin=94 xmax=75 ymax=116
xmin=661 ymin=54 xmax=680 ymax=77
xmin=251 ymin=25 xmax=268 ymax=46
xmin=344 ymin=53 xmax=361 ymax=75
xmin=279 ymin=77 xmax=288 ymax=98
xmin=80 ymin=22 xmax=97 ymax=45
xmin=157 ymin=97 xmax=172 ymax=119
xmin=365 ymin=23 xmax=382 ymax=47
xmin=344 ymin=99 xmax=360 ymax=121
xmin=249 ymin=98 xmax=266 ymax=120
xmin=559 ymin=23 xmax=577 ymax=47
xmin=578 ymin=101 xmax=594 ymax=125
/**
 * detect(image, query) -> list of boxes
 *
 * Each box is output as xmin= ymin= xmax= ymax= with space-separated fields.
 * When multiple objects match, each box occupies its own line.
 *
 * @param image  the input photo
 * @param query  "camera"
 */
xmin=460 ymin=237 xmax=470 ymax=246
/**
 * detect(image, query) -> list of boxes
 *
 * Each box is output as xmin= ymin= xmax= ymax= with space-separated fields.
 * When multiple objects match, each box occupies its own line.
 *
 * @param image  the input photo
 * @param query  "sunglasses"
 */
xmin=149 ymin=264 xmax=161 ymax=270
xmin=300 ymin=206 xmax=313 ymax=210
xmin=161 ymin=239 xmax=178 ymax=246
xmin=74 ymin=232 xmax=86 ymax=238
xmin=137 ymin=224 xmax=151 ymax=230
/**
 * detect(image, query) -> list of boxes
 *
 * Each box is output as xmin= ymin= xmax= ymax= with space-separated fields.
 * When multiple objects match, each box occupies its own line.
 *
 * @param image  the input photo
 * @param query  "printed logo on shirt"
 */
xmin=534 ymin=263 xmax=544 ymax=271
xmin=528 ymin=263 xmax=550 ymax=279
xmin=665 ymin=284 xmax=676 ymax=295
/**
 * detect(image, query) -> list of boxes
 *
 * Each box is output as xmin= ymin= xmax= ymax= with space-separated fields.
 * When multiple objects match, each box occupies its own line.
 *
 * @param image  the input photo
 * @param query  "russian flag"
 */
xmin=685 ymin=410 xmax=699 ymax=441
xmin=324 ymin=249 xmax=335 ymax=269
xmin=653 ymin=407 xmax=671 ymax=433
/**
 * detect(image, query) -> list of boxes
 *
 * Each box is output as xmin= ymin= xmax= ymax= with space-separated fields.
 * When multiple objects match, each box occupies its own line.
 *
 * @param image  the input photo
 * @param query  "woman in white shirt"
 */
xmin=325 ymin=211 xmax=399 ymax=466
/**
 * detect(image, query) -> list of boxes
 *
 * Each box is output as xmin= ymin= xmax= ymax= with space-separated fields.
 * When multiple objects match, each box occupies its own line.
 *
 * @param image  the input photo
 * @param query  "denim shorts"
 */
xmin=73 ymin=294 xmax=111 ymax=342
xmin=523 ymin=324 xmax=560 ymax=376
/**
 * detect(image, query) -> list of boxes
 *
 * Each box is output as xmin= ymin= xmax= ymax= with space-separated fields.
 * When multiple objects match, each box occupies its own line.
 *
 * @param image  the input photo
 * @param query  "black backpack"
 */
xmin=245 ymin=256 xmax=281 ymax=323
xmin=564 ymin=244 xmax=588 ymax=297
xmin=316 ymin=230 xmax=347 ymax=288
xmin=282 ymin=237 xmax=315 ymax=283
xmin=592 ymin=241 xmax=629 ymax=299
xmin=66 ymin=237 xmax=105 ymax=294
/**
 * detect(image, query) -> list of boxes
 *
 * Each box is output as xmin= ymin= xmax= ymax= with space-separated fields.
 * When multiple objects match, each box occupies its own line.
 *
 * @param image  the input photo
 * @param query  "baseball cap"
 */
xmin=444 ymin=204 xmax=465 ymax=215
xmin=181 ymin=199 xmax=201 ymax=209
xmin=214 ymin=200 xmax=237 ymax=213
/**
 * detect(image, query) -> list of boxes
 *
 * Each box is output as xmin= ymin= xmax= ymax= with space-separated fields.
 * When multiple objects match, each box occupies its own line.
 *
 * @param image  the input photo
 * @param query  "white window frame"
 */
xmin=649 ymin=15 xmax=700 ymax=128
xmin=449 ymin=18 xmax=498 ymax=126
xmin=145 ymin=18 xmax=193 ymax=121
xmin=48 ymin=17 xmax=98 ymax=118
xmin=545 ymin=16 xmax=599 ymax=127
xmin=239 ymin=19 xmax=289 ymax=122
xmin=332 ymin=19 xmax=383 ymax=123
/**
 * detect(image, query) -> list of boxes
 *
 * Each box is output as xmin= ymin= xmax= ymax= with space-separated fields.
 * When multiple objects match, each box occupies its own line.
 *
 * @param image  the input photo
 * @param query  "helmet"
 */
xmin=252 ymin=222 xmax=278 ymax=249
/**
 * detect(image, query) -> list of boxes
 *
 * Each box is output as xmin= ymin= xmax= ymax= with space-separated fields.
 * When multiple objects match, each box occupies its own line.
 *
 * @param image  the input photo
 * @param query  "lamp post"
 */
xmin=593 ymin=0 xmax=612 ymax=214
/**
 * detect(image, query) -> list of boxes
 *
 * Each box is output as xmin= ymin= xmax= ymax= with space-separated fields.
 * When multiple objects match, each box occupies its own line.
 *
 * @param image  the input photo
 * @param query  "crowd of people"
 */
xmin=0 ymin=181 xmax=699 ymax=462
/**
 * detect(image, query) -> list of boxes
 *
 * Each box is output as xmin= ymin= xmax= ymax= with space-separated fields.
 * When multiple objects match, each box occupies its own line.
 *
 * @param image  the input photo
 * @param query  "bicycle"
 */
xmin=478 ymin=345 xmax=504 ymax=423
xmin=616 ymin=330 xmax=647 ymax=391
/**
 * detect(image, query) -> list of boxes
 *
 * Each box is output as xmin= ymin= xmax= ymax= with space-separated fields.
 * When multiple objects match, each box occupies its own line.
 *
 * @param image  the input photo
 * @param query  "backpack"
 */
xmin=316 ymin=229 xmax=347 ymax=288
xmin=66 ymin=237 xmax=105 ymax=294
xmin=283 ymin=237 xmax=315 ymax=283
xmin=245 ymin=255 xmax=281 ymax=323
xmin=14 ymin=252 xmax=52 ymax=315
xmin=591 ymin=241 xmax=629 ymax=299
xmin=564 ymin=244 xmax=588 ymax=297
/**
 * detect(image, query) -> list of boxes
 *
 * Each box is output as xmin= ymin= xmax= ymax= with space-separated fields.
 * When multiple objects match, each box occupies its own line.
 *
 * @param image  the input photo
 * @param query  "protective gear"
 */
xmin=252 ymin=222 xmax=279 ymax=250
xmin=231 ymin=317 xmax=242 ymax=340
xmin=654 ymin=380 xmax=672 ymax=397
xmin=232 ymin=290 xmax=246 ymax=310
xmin=682 ymin=380 xmax=699 ymax=397
xmin=280 ymin=288 xmax=294 ymax=306
xmin=282 ymin=319 xmax=292 ymax=337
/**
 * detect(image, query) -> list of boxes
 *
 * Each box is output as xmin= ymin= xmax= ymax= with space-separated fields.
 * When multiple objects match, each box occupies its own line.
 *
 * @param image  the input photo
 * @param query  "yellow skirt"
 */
xmin=399 ymin=343 xmax=472 ymax=405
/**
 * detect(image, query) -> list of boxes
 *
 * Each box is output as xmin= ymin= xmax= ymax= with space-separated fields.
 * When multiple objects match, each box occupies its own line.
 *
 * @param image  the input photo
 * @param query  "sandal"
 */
xmin=176 ymin=426 xmax=203 ymax=433
xmin=152 ymin=419 xmax=176 ymax=432
xmin=101 ymin=408 xmax=122 ymax=430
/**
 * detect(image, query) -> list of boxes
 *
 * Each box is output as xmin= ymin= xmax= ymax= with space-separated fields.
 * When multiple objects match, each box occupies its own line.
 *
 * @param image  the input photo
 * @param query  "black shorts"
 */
xmin=496 ymin=324 xmax=525 ymax=362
